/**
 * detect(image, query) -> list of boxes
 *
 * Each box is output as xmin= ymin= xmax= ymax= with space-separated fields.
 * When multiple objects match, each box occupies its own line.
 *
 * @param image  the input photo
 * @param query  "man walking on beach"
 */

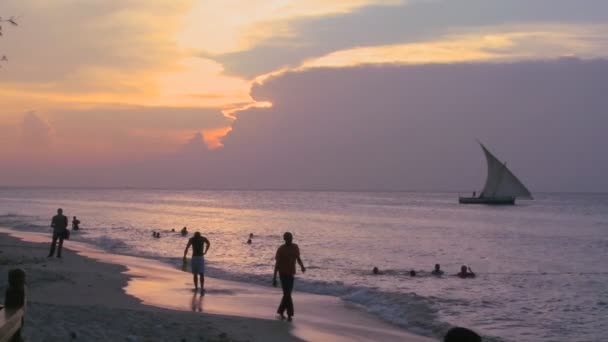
xmin=48 ymin=208 xmax=68 ymax=258
xmin=273 ymin=232 xmax=306 ymax=321
xmin=183 ymin=232 xmax=210 ymax=293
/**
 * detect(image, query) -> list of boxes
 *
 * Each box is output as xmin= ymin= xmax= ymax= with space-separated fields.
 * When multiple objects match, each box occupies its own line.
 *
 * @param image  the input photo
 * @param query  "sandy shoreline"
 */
xmin=0 ymin=228 xmax=433 ymax=341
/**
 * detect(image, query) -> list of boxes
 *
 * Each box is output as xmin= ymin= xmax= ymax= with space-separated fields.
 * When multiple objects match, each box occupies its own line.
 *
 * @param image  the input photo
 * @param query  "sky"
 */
xmin=1 ymin=0 xmax=607 ymax=191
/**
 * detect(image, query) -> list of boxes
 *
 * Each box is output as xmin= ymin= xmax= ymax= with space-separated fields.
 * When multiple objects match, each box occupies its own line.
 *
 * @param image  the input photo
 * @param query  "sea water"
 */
xmin=0 ymin=188 xmax=606 ymax=342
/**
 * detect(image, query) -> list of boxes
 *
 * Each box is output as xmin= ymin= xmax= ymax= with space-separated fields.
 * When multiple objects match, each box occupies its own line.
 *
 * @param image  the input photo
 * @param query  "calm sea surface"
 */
xmin=0 ymin=189 xmax=606 ymax=341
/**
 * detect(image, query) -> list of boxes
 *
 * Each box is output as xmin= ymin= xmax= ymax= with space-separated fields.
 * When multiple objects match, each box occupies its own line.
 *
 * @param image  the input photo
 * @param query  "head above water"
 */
xmin=461 ymin=265 xmax=467 ymax=273
xmin=409 ymin=270 xmax=417 ymax=277
xmin=283 ymin=232 xmax=293 ymax=244
xmin=435 ymin=264 xmax=441 ymax=271
xmin=373 ymin=267 xmax=379 ymax=274
xmin=57 ymin=208 xmax=63 ymax=214
xmin=444 ymin=327 xmax=481 ymax=342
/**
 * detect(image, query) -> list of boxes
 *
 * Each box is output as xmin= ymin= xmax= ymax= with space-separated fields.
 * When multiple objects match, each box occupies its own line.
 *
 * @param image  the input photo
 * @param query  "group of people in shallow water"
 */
xmin=153 ymin=226 xmax=190 ymax=239
xmin=372 ymin=264 xmax=476 ymax=278
xmin=48 ymin=207 xmax=482 ymax=339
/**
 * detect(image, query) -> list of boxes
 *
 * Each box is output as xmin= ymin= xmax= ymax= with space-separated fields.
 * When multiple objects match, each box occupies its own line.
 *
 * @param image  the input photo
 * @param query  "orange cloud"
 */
xmin=202 ymin=126 xmax=234 ymax=149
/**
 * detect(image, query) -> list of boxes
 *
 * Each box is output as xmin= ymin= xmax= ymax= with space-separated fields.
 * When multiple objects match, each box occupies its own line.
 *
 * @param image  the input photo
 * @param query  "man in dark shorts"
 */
xmin=183 ymin=232 xmax=210 ymax=293
xmin=272 ymin=232 xmax=306 ymax=321
xmin=48 ymin=208 xmax=68 ymax=258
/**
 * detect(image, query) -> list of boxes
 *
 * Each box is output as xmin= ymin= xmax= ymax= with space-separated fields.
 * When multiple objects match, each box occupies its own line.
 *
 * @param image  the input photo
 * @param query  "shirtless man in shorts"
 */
xmin=183 ymin=232 xmax=210 ymax=293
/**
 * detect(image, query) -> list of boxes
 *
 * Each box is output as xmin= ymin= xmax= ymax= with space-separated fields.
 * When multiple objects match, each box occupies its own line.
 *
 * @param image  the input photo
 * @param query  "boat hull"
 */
xmin=458 ymin=196 xmax=515 ymax=205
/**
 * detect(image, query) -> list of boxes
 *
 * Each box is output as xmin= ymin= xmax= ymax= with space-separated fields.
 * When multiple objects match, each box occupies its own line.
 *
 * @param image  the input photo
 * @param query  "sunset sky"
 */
xmin=1 ymin=0 xmax=607 ymax=191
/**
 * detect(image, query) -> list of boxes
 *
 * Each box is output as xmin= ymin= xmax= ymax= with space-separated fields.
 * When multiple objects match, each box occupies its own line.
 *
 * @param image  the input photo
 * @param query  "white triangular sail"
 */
xmin=479 ymin=142 xmax=533 ymax=199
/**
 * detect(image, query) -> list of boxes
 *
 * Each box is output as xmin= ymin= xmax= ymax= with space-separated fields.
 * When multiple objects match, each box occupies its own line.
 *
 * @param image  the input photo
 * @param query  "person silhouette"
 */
xmin=183 ymin=232 xmax=211 ymax=294
xmin=272 ymin=232 xmax=306 ymax=322
xmin=72 ymin=216 xmax=80 ymax=231
xmin=444 ymin=327 xmax=481 ymax=342
xmin=48 ymin=208 xmax=68 ymax=258
xmin=432 ymin=264 xmax=444 ymax=276
xmin=456 ymin=265 xmax=475 ymax=278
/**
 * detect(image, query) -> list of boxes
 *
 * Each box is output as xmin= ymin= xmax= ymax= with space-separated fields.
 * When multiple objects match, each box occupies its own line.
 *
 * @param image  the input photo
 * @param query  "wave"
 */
xmin=87 ymin=235 xmax=130 ymax=251
xmin=201 ymin=264 xmax=449 ymax=338
xmin=0 ymin=213 xmax=49 ymax=232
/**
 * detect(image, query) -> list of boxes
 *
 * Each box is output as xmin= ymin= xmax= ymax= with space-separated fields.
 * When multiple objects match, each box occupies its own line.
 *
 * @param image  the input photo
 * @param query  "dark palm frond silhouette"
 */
xmin=0 ymin=16 xmax=18 ymax=67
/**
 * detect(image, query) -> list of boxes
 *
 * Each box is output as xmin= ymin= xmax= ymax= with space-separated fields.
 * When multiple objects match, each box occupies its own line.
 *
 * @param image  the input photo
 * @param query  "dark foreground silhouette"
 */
xmin=273 ymin=232 xmax=305 ymax=322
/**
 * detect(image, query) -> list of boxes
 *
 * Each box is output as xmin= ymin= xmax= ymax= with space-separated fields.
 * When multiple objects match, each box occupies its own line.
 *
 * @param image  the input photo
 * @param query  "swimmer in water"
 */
xmin=431 ymin=264 xmax=444 ymax=276
xmin=456 ymin=265 xmax=475 ymax=278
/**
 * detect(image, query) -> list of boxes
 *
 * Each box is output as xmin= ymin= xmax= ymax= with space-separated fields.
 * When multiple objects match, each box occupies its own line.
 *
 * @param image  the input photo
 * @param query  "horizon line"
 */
xmin=0 ymin=185 xmax=606 ymax=195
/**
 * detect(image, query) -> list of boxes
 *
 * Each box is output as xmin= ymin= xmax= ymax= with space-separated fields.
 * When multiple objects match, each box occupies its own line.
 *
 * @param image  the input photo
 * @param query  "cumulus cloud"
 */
xmin=0 ymin=104 xmax=230 ymax=165
xmin=3 ymin=59 xmax=608 ymax=191
xmin=178 ymin=132 xmax=209 ymax=155
xmin=217 ymin=58 xmax=608 ymax=192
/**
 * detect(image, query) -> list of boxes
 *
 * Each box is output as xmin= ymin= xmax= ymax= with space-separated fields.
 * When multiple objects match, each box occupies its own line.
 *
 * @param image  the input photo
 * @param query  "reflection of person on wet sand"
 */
xmin=183 ymin=232 xmax=210 ymax=294
xmin=190 ymin=292 xmax=203 ymax=312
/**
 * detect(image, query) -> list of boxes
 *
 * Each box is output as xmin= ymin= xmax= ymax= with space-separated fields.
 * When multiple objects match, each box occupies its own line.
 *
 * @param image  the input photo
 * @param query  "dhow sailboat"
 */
xmin=459 ymin=141 xmax=533 ymax=205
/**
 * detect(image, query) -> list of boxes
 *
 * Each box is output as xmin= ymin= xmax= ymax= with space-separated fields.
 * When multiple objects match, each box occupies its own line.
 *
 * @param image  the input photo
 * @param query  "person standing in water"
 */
xmin=272 ymin=232 xmax=306 ymax=321
xmin=72 ymin=216 xmax=80 ymax=231
xmin=48 ymin=208 xmax=68 ymax=258
xmin=183 ymin=232 xmax=210 ymax=293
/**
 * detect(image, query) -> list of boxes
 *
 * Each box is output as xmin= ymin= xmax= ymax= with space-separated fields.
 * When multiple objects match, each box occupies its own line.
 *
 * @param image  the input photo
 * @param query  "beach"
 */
xmin=0 ymin=229 xmax=432 ymax=341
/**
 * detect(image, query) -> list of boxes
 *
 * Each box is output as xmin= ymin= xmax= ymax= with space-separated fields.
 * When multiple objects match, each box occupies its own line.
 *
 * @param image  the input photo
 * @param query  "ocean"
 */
xmin=0 ymin=188 xmax=606 ymax=341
